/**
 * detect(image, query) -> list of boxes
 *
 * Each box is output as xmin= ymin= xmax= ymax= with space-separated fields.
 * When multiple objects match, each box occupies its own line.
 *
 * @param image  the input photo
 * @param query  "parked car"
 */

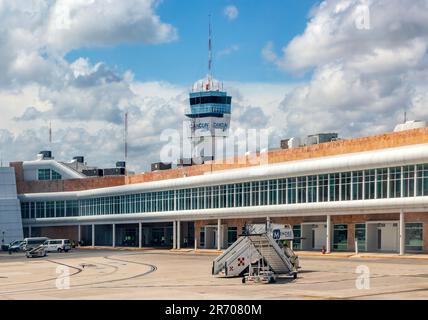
xmin=22 ymin=237 xmax=49 ymax=251
xmin=43 ymin=239 xmax=71 ymax=253
xmin=8 ymin=240 xmax=24 ymax=253
xmin=26 ymin=245 xmax=46 ymax=258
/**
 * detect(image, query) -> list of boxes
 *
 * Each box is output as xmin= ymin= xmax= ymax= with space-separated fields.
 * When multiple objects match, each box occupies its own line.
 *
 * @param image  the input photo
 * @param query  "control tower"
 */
xmin=186 ymin=18 xmax=232 ymax=163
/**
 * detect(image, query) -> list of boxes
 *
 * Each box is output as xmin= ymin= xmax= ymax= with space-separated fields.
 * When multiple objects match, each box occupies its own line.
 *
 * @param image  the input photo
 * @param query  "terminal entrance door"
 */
xmin=367 ymin=222 xmax=399 ymax=252
xmin=301 ymin=223 xmax=327 ymax=250
xmin=202 ymin=225 xmax=227 ymax=249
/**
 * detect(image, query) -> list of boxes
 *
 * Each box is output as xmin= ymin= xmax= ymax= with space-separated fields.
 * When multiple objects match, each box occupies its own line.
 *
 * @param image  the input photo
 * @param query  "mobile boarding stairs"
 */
xmin=212 ymin=223 xmax=300 ymax=281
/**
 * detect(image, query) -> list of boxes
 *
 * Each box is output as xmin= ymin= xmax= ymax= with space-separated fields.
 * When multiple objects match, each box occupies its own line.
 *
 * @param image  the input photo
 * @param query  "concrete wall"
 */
xmin=0 ymin=167 xmax=24 ymax=244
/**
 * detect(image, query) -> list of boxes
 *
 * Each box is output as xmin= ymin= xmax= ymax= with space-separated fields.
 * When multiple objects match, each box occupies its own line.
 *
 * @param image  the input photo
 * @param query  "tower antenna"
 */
xmin=208 ymin=14 xmax=213 ymax=81
xmin=49 ymin=121 xmax=52 ymax=147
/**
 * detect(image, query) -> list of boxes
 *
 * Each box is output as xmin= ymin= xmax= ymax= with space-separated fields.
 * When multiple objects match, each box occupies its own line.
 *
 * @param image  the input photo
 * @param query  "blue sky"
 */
xmin=66 ymin=0 xmax=319 ymax=85
xmin=2 ymin=0 xmax=427 ymax=171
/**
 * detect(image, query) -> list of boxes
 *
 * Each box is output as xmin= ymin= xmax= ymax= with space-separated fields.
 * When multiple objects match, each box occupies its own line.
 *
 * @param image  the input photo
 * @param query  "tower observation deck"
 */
xmin=186 ymin=77 xmax=232 ymax=162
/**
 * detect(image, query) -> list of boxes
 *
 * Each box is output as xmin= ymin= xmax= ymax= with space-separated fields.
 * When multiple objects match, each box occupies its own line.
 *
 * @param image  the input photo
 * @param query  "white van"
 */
xmin=43 ymin=239 xmax=71 ymax=253
xmin=22 ymin=237 xmax=49 ymax=251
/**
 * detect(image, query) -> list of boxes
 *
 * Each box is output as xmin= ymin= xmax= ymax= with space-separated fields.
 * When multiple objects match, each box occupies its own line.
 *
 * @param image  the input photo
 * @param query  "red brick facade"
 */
xmin=12 ymin=127 xmax=428 ymax=195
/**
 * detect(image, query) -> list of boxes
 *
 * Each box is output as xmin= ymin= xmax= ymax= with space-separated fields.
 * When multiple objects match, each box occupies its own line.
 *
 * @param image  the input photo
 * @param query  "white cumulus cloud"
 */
xmin=264 ymin=0 xmax=428 ymax=140
xmin=224 ymin=5 xmax=239 ymax=21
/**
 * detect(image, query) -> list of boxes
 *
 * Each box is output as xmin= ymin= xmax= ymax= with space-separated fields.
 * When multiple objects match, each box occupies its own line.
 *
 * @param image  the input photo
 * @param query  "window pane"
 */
xmin=364 ymin=170 xmax=376 ymax=200
xmin=287 ymin=178 xmax=296 ymax=204
xmin=318 ymin=174 xmax=329 ymax=202
xmin=38 ymin=169 xmax=51 ymax=180
xmin=352 ymin=171 xmax=363 ymax=200
xmin=297 ymin=177 xmax=307 ymax=203
xmin=251 ymin=182 xmax=259 ymax=206
xmin=405 ymin=223 xmax=423 ymax=251
xmin=377 ymin=168 xmax=388 ymax=199
xmin=46 ymin=201 xmax=55 ymax=218
xmin=389 ymin=167 xmax=401 ymax=198
xmin=308 ymin=176 xmax=317 ymax=203
xmin=36 ymin=202 xmax=45 ymax=218
xmin=235 ymin=184 xmax=243 ymax=207
xmin=260 ymin=181 xmax=268 ymax=206
xmin=403 ymin=166 xmax=415 ymax=197
xmin=51 ymin=170 xmax=62 ymax=180
xmin=227 ymin=227 xmax=237 ymax=246
xmin=416 ymin=164 xmax=428 ymax=196
xmin=333 ymin=224 xmax=348 ymax=251
xmin=355 ymin=224 xmax=366 ymax=251
xmin=341 ymin=172 xmax=351 ymax=201
xmin=278 ymin=179 xmax=287 ymax=204
xmin=329 ymin=173 xmax=340 ymax=202
xmin=292 ymin=225 xmax=301 ymax=250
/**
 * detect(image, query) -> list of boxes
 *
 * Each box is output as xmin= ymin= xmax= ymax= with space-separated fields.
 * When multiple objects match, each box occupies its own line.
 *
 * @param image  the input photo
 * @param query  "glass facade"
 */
xmin=228 ymin=227 xmax=238 ymax=246
xmin=333 ymin=224 xmax=348 ymax=251
xmin=292 ymin=225 xmax=301 ymax=251
xmin=21 ymin=163 xmax=428 ymax=220
xmin=405 ymin=223 xmax=423 ymax=251
xmin=355 ymin=223 xmax=366 ymax=251
xmin=37 ymin=169 xmax=62 ymax=181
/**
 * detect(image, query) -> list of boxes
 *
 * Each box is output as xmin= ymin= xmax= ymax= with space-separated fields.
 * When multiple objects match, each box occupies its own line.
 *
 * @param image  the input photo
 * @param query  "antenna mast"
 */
xmin=208 ymin=14 xmax=213 ymax=81
xmin=49 ymin=121 xmax=52 ymax=148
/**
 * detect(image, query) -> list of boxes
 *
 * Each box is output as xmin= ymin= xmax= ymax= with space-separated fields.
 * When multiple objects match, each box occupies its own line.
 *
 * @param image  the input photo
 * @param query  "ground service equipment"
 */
xmin=212 ymin=222 xmax=299 ymax=283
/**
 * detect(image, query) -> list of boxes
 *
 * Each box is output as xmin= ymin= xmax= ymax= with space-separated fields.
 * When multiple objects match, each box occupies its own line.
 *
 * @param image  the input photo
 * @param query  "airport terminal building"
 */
xmin=5 ymin=125 xmax=428 ymax=255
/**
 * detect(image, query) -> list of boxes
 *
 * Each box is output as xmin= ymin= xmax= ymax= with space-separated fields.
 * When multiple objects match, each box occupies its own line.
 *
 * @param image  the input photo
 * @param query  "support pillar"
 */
xmin=78 ymin=225 xmax=81 ymax=243
xmin=138 ymin=222 xmax=142 ymax=249
xmin=112 ymin=224 xmax=116 ymax=248
xmin=400 ymin=210 xmax=405 ymax=256
xmin=28 ymin=226 xmax=32 ymax=238
xmin=326 ymin=215 xmax=331 ymax=254
xmin=92 ymin=224 xmax=95 ymax=247
xmin=177 ymin=221 xmax=181 ymax=250
xmin=173 ymin=221 xmax=177 ymax=249
xmin=217 ymin=219 xmax=221 ymax=251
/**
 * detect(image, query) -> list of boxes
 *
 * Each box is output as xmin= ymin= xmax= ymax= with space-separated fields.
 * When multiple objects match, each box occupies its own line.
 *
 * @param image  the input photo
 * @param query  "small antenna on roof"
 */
xmin=49 ymin=121 xmax=52 ymax=152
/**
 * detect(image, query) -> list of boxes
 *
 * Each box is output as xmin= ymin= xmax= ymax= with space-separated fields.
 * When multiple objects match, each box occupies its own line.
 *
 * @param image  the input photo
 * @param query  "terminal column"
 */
xmin=399 ymin=210 xmax=405 ymax=256
xmin=326 ymin=215 xmax=331 ymax=254
xmin=177 ymin=221 xmax=181 ymax=250
xmin=173 ymin=221 xmax=177 ymax=249
xmin=78 ymin=225 xmax=81 ymax=243
xmin=138 ymin=223 xmax=142 ymax=249
xmin=91 ymin=224 xmax=95 ymax=247
xmin=28 ymin=226 xmax=32 ymax=238
xmin=217 ymin=219 xmax=221 ymax=251
xmin=112 ymin=224 xmax=116 ymax=248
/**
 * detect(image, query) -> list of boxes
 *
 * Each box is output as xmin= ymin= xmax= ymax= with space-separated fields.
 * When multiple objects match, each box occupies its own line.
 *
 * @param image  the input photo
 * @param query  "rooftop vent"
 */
xmin=306 ymin=133 xmax=339 ymax=146
xmin=151 ymin=162 xmax=172 ymax=172
xmin=73 ymin=156 xmax=85 ymax=164
xmin=37 ymin=150 xmax=53 ymax=160
xmin=116 ymin=161 xmax=126 ymax=168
